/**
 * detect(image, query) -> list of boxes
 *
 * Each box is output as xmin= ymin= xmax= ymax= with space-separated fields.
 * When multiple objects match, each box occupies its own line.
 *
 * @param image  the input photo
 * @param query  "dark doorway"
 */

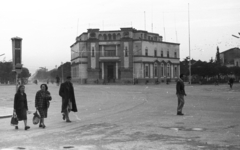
xmin=107 ymin=64 xmax=115 ymax=82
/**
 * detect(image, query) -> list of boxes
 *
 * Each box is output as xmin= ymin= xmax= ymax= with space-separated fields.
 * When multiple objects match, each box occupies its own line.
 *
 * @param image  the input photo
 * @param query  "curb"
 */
xmin=0 ymin=114 xmax=12 ymax=119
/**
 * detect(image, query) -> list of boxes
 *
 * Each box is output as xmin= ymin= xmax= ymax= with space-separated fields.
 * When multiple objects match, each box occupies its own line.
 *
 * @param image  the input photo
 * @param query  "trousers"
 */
xmin=177 ymin=94 xmax=185 ymax=113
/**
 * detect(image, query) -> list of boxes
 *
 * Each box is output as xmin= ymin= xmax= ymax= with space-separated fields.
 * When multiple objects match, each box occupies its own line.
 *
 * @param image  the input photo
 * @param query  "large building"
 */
xmin=70 ymin=28 xmax=180 ymax=84
xmin=220 ymin=47 xmax=240 ymax=67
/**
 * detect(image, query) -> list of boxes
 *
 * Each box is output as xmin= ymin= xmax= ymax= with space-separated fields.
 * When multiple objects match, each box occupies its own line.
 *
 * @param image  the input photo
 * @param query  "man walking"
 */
xmin=59 ymin=76 xmax=78 ymax=122
xmin=176 ymin=74 xmax=187 ymax=116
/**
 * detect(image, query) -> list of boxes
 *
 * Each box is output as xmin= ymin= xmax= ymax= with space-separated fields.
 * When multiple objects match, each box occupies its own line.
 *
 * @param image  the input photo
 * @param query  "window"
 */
xmin=154 ymin=63 xmax=158 ymax=77
xmin=91 ymin=47 xmax=95 ymax=57
xmin=108 ymin=34 xmax=112 ymax=40
xmin=144 ymin=34 xmax=147 ymax=39
xmin=145 ymin=65 xmax=149 ymax=77
xmin=174 ymin=52 xmax=177 ymax=58
xmin=237 ymin=61 xmax=239 ymax=66
xmin=145 ymin=48 xmax=148 ymax=56
xmin=148 ymin=36 xmax=150 ymax=40
xmin=154 ymin=49 xmax=157 ymax=57
xmin=125 ymin=47 xmax=128 ymax=57
xmin=167 ymin=51 xmax=169 ymax=57
xmin=161 ymin=51 xmax=163 ymax=57
xmin=113 ymin=34 xmax=116 ymax=40
xmin=104 ymin=34 xmax=107 ymax=40
xmin=167 ymin=63 xmax=170 ymax=77
xmin=161 ymin=63 xmax=164 ymax=77
xmin=174 ymin=66 xmax=177 ymax=77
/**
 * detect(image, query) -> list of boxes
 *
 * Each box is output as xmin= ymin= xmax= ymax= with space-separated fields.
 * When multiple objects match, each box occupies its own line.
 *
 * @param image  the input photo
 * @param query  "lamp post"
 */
xmin=188 ymin=3 xmax=191 ymax=85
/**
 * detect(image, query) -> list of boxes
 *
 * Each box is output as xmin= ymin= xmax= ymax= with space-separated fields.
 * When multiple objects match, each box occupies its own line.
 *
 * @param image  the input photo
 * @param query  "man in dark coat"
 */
xmin=59 ymin=76 xmax=77 ymax=122
xmin=229 ymin=77 xmax=234 ymax=89
xmin=176 ymin=74 xmax=187 ymax=116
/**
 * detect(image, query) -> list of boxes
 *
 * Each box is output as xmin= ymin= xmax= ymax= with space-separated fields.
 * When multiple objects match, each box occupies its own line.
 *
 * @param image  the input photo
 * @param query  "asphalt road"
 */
xmin=0 ymin=83 xmax=239 ymax=150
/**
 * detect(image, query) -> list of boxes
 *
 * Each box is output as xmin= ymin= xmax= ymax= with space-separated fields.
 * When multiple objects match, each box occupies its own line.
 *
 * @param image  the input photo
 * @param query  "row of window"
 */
xmin=98 ymin=33 xmax=121 ymax=40
xmin=92 ymin=33 xmax=158 ymax=41
xmin=144 ymin=64 xmax=178 ymax=78
xmin=90 ymin=47 xmax=177 ymax=58
xmin=146 ymin=49 xmax=177 ymax=58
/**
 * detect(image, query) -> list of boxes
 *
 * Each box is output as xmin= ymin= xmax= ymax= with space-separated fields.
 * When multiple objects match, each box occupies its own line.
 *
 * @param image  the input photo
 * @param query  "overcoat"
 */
xmin=14 ymin=92 xmax=28 ymax=120
xmin=176 ymin=78 xmax=186 ymax=95
xmin=35 ymin=90 xmax=52 ymax=109
xmin=59 ymin=81 xmax=77 ymax=113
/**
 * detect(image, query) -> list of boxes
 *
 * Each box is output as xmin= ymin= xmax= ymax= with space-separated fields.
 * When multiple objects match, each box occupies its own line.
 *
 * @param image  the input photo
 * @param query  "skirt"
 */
xmin=16 ymin=108 xmax=27 ymax=121
xmin=38 ymin=108 xmax=48 ymax=118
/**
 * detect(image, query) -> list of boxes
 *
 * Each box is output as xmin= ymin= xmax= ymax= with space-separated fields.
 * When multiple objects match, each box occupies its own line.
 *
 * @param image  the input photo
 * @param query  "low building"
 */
xmin=70 ymin=27 xmax=180 ymax=84
xmin=220 ymin=47 xmax=240 ymax=67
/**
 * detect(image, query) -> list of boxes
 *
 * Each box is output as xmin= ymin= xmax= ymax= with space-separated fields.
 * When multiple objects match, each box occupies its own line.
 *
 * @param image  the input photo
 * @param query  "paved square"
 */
xmin=0 ymin=83 xmax=239 ymax=149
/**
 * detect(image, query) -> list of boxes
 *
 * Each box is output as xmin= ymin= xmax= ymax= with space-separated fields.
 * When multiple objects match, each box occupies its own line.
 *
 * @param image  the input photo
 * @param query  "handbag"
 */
xmin=11 ymin=113 xmax=18 ymax=126
xmin=33 ymin=110 xmax=40 ymax=125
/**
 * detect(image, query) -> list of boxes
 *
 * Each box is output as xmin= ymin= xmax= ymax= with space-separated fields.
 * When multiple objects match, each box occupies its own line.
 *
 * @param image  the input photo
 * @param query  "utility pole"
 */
xmin=188 ymin=3 xmax=191 ymax=85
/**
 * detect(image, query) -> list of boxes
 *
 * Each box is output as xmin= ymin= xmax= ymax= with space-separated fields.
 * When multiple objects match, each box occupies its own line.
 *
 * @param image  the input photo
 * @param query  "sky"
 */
xmin=0 ymin=0 xmax=239 ymax=74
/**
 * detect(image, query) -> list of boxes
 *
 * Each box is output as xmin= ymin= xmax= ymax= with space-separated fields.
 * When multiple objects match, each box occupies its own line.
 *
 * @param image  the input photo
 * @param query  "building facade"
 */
xmin=220 ymin=47 xmax=240 ymax=67
xmin=70 ymin=28 xmax=180 ymax=84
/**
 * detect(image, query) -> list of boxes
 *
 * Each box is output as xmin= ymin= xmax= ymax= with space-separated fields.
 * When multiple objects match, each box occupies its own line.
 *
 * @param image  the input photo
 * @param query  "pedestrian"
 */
xmin=13 ymin=85 xmax=30 ymax=130
xmin=59 ymin=76 xmax=78 ymax=122
xmin=56 ymin=76 xmax=60 ymax=86
xmin=176 ymin=74 xmax=187 ymax=116
xmin=229 ymin=77 xmax=234 ymax=89
xmin=35 ymin=84 xmax=52 ymax=128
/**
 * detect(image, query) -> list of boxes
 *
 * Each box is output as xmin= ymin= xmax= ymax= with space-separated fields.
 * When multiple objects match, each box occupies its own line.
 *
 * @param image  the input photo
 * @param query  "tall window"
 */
xmin=145 ymin=65 xmax=149 ymax=77
xmin=161 ymin=63 xmax=164 ymax=77
xmin=91 ymin=47 xmax=95 ymax=57
xmin=174 ymin=66 xmax=177 ymax=77
xmin=174 ymin=52 xmax=177 ymax=58
xmin=104 ymin=34 xmax=107 ymax=40
xmin=167 ymin=63 xmax=170 ymax=77
xmin=236 ymin=61 xmax=239 ymax=66
xmin=167 ymin=51 xmax=169 ymax=58
xmin=113 ymin=34 xmax=116 ymax=40
xmin=125 ymin=47 xmax=128 ymax=57
xmin=154 ymin=49 xmax=157 ymax=57
xmin=161 ymin=51 xmax=163 ymax=57
xmin=145 ymin=48 xmax=148 ymax=56
xmin=108 ymin=34 xmax=112 ymax=40
xmin=154 ymin=63 xmax=158 ymax=77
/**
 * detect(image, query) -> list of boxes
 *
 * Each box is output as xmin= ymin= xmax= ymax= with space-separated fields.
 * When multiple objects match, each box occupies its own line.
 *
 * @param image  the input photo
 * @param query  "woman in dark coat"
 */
xmin=59 ymin=76 xmax=77 ymax=122
xmin=14 ymin=85 xmax=30 ymax=130
xmin=35 ymin=84 xmax=52 ymax=128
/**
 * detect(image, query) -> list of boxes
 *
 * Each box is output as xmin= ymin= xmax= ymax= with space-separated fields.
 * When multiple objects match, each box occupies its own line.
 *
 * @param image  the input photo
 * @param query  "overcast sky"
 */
xmin=0 ymin=0 xmax=239 ymax=74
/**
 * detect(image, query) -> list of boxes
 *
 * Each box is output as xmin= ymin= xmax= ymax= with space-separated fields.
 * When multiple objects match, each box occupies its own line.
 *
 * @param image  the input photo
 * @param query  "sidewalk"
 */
xmin=0 ymin=107 xmax=13 ymax=119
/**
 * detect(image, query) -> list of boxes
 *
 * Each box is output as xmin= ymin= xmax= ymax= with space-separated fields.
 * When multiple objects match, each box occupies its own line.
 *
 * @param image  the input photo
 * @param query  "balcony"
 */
xmin=101 ymin=50 xmax=117 ymax=57
xmin=100 ymin=50 xmax=120 ymax=62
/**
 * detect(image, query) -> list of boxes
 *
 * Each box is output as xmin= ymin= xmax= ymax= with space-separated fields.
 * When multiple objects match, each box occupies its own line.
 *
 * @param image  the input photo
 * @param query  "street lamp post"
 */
xmin=188 ymin=3 xmax=191 ymax=85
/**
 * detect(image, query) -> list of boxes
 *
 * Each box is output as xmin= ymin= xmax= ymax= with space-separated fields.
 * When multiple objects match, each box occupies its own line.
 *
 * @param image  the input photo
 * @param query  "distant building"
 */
xmin=70 ymin=27 xmax=180 ymax=84
xmin=220 ymin=47 xmax=240 ymax=67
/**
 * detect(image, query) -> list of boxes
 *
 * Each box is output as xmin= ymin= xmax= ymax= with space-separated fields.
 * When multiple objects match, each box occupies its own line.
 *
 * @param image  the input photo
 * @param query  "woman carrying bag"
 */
xmin=35 ymin=84 xmax=52 ymax=128
xmin=13 ymin=85 xmax=30 ymax=130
